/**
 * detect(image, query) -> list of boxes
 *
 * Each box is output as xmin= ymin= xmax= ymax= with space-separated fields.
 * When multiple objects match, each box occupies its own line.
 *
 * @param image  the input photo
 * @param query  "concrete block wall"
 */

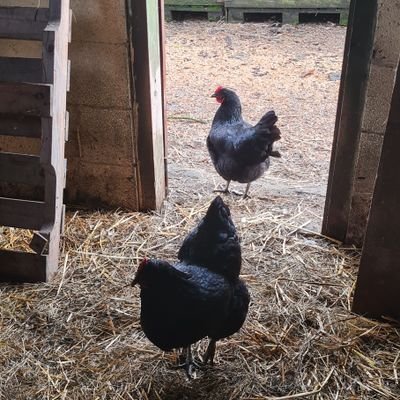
xmin=346 ymin=0 xmax=400 ymax=245
xmin=65 ymin=0 xmax=139 ymax=209
xmin=0 ymin=0 xmax=150 ymax=210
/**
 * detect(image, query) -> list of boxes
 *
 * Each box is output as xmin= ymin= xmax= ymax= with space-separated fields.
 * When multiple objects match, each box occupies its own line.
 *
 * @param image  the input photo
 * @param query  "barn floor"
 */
xmin=1 ymin=20 xmax=400 ymax=399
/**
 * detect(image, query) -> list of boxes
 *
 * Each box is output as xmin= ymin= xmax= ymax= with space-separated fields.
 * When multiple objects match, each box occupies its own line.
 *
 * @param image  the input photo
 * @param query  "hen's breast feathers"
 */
xmin=139 ymin=261 xmax=234 ymax=350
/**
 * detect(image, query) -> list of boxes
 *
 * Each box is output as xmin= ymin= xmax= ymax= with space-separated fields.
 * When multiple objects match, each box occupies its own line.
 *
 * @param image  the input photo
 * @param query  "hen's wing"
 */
xmin=232 ymin=111 xmax=281 ymax=166
xmin=210 ymin=279 xmax=250 ymax=340
xmin=138 ymin=259 xmax=232 ymax=351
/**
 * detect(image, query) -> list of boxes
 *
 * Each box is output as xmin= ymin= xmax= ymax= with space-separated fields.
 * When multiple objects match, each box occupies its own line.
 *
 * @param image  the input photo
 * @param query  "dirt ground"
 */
xmin=1 ymin=20 xmax=399 ymax=400
xmin=166 ymin=20 xmax=344 ymax=205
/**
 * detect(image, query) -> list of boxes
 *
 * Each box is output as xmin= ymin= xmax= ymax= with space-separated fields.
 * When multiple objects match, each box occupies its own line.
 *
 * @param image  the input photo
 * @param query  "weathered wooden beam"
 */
xmin=352 ymin=59 xmax=400 ymax=320
xmin=0 ymin=197 xmax=46 ymax=230
xmin=0 ymin=82 xmax=51 ymax=117
xmin=0 ymin=7 xmax=49 ymax=40
xmin=322 ymin=0 xmax=378 ymax=242
xmin=0 ymin=57 xmax=43 ymax=84
xmin=0 ymin=152 xmax=44 ymax=186
xmin=224 ymin=0 xmax=349 ymax=8
xmin=0 ymin=114 xmax=41 ymax=138
xmin=129 ymin=0 xmax=166 ymax=210
xmin=0 ymin=250 xmax=46 ymax=283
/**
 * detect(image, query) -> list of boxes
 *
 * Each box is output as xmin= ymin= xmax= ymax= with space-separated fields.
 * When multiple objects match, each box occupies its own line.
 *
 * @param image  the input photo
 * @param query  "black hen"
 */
xmin=132 ymin=196 xmax=250 ymax=377
xmin=207 ymin=86 xmax=281 ymax=198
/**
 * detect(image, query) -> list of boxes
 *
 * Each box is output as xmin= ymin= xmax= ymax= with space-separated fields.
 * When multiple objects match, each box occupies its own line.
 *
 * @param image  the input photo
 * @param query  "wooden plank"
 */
xmin=130 ymin=0 xmax=166 ymax=210
xmin=0 ymin=250 xmax=46 ymax=283
xmin=352 ymin=59 xmax=400 ymax=320
xmin=165 ymin=4 xmax=223 ymax=17
xmin=224 ymin=0 xmax=349 ymax=8
xmin=0 ymin=114 xmax=41 ymax=137
xmin=165 ymin=0 xmax=221 ymax=5
xmin=49 ymin=0 xmax=62 ymax=22
xmin=0 ymin=82 xmax=51 ymax=117
xmin=159 ymin=0 xmax=168 ymax=189
xmin=43 ymin=0 xmax=70 ymax=281
xmin=42 ymin=30 xmax=55 ymax=84
xmin=0 ymin=197 xmax=45 ymax=230
xmin=0 ymin=152 xmax=44 ymax=186
xmin=0 ymin=7 xmax=49 ymax=40
xmin=322 ymin=0 xmax=378 ymax=242
xmin=0 ymin=57 xmax=43 ymax=84
xmin=227 ymin=7 xmax=346 ymax=23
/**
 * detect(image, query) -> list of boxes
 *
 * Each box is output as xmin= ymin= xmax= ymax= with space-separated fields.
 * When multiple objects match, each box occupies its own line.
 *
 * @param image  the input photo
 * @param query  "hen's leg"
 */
xmin=242 ymin=182 xmax=251 ymax=199
xmin=213 ymin=180 xmax=231 ymax=194
xmin=173 ymin=345 xmax=201 ymax=379
xmin=202 ymin=339 xmax=217 ymax=366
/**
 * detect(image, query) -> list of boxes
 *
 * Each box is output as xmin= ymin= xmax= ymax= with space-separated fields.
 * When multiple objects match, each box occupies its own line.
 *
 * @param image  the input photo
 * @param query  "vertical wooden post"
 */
xmin=127 ymin=0 xmax=166 ymax=211
xmin=352 ymin=59 xmax=400 ymax=320
xmin=322 ymin=0 xmax=377 ymax=242
xmin=158 ymin=0 xmax=168 ymax=189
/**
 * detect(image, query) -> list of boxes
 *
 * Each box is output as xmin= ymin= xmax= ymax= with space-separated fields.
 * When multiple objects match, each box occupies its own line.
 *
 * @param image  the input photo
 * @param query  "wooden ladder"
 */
xmin=0 ymin=0 xmax=71 ymax=282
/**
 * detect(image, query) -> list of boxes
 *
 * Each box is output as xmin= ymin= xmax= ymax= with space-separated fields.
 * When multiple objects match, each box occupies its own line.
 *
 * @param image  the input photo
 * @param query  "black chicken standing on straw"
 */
xmin=207 ymin=86 xmax=282 ymax=198
xmin=132 ymin=196 xmax=250 ymax=378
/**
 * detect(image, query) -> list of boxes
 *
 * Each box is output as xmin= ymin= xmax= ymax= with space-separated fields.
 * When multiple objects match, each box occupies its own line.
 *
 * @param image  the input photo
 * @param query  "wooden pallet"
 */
xmin=165 ymin=0 xmax=224 ymax=21
xmin=225 ymin=0 xmax=350 ymax=24
xmin=0 ymin=0 xmax=71 ymax=282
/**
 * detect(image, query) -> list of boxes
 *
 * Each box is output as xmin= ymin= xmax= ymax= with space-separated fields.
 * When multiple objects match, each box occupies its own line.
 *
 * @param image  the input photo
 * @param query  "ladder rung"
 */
xmin=0 ymin=197 xmax=46 ymax=230
xmin=0 ymin=250 xmax=46 ymax=282
xmin=0 ymin=57 xmax=44 ymax=84
xmin=0 ymin=152 xmax=44 ymax=186
xmin=0 ymin=114 xmax=41 ymax=138
xmin=0 ymin=7 xmax=49 ymax=41
xmin=0 ymin=82 xmax=51 ymax=117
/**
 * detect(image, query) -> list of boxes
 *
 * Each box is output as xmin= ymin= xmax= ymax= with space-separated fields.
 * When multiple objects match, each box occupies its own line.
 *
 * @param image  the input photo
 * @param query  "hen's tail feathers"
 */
xmin=254 ymin=111 xmax=281 ymax=143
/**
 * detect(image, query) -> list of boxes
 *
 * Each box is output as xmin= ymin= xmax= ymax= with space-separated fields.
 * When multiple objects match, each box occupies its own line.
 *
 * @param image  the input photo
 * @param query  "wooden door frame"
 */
xmin=126 ymin=0 xmax=167 ymax=211
xmin=322 ymin=0 xmax=378 ymax=242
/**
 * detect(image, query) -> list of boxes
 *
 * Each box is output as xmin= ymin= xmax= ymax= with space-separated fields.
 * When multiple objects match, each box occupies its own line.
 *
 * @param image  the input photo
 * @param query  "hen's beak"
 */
xmin=211 ymin=93 xmax=217 ymax=98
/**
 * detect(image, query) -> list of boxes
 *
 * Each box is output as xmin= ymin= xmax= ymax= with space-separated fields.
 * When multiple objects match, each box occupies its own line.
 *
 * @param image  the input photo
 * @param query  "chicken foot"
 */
xmin=213 ymin=180 xmax=231 ymax=194
xmin=230 ymin=183 xmax=251 ymax=198
xmin=172 ymin=345 xmax=202 ymax=379
xmin=213 ymin=181 xmax=251 ymax=198
xmin=202 ymin=338 xmax=217 ymax=366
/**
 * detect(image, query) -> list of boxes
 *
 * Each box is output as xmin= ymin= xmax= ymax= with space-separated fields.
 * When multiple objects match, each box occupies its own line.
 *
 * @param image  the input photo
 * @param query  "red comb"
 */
xmin=214 ymin=85 xmax=223 ymax=93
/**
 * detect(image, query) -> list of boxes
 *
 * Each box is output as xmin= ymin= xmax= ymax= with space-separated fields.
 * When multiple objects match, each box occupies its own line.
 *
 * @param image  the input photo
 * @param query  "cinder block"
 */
xmin=362 ymin=64 xmax=396 ymax=134
xmin=65 ymin=161 xmax=138 ymax=209
xmin=68 ymin=41 xmax=131 ymax=109
xmin=346 ymin=193 xmax=373 ymax=247
xmin=70 ymin=0 xmax=127 ymax=44
xmin=66 ymin=105 xmax=136 ymax=166
xmin=372 ymin=1 xmax=400 ymax=68
xmin=353 ymin=132 xmax=383 ymax=194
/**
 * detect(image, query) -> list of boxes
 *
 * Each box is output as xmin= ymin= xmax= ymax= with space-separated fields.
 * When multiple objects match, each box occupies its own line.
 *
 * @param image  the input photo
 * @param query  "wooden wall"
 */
xmin=0 ymin=0 xmax=166 ymax=211
xmin=323 ymin=0 xmax=400 ymax=246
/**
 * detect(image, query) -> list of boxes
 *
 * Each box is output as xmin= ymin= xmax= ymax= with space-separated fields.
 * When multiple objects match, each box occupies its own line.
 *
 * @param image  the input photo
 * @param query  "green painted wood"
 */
xmin=225 ymin=0 xmax=349 ymax=8
xmin=165 ymin=4 xmax=223 ymax=12
xmin=165 ymin=0 xmax=221 ymax=5
xmin=228 ymin=7 xmax=347 ymax=24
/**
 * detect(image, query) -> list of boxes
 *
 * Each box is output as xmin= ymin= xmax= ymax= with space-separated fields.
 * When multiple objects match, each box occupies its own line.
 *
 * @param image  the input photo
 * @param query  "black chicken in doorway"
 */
xmin=207 ymin=86 xmax=281 ymax=198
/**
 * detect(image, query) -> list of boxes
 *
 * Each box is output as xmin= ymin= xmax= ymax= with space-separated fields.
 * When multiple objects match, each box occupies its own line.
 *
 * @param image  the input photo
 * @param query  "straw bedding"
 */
xmin=0 ymin=20 xmax=399 ymax=399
